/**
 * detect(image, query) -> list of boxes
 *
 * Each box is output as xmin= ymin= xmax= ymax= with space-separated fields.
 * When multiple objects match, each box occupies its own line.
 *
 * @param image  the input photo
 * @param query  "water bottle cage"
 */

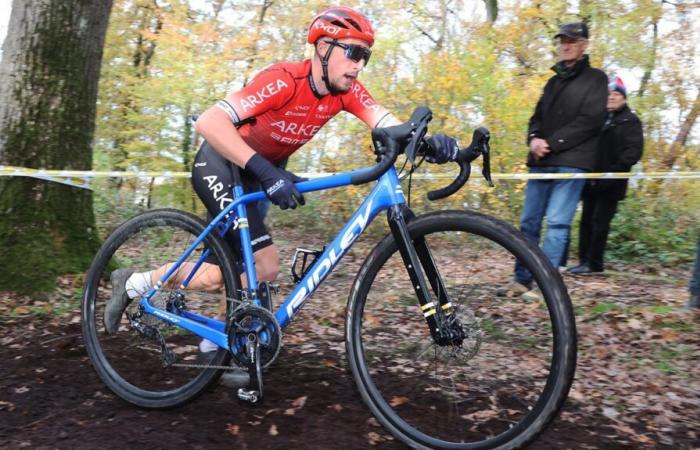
xmin=291 ymin=247 xmax=325 ymax=283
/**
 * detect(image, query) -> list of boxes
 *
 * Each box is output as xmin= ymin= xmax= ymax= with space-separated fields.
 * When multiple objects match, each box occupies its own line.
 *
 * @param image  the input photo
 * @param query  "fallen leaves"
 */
xmin=388 ymin=396 xmax=409 ymax=407
xmin=601 ymin=407 xmax=620 ymax=420
xmin=0 ymin=400 xmax=16 ymax=411
xmin=367 ymin=432 xmax=384 ymax=446
xmin=284 ymin=396 xmax=308 ymax=416
xmin=291 ymin=396 xmax=307 ymax=408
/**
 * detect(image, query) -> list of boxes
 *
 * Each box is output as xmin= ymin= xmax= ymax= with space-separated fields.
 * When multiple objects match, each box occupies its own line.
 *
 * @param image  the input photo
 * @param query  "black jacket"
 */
xmin=584 ymin=104 xmax=644 ymax=201
xmin=527 ymin=55 xmax=608 ymax=171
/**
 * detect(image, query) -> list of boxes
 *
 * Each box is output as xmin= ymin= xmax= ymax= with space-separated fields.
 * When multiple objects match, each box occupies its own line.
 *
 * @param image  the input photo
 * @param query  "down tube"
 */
xmin=275 ymin=169 xmax=406 ymax=329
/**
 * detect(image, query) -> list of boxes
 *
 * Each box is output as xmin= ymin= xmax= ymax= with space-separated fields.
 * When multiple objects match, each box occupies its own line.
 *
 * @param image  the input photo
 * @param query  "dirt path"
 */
xmin=0 ymin=317 xmax=679 ymax=450
xmin=1 ymin=234 xmax=699 ymax=449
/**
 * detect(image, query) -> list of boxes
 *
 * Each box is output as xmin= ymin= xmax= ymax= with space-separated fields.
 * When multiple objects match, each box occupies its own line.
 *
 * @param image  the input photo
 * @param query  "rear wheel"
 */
xmin=82 ymin=209 xmax=240 ymax=408
xmin=346 ymin=210 xmax=576 ymax=449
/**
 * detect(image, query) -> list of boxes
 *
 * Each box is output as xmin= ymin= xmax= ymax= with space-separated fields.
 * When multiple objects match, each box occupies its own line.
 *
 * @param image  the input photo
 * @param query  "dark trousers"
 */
xmin=578 ymin=194 xmax=619 ymax=271
xmin=691 ymin=238 xmax=700 ymax=296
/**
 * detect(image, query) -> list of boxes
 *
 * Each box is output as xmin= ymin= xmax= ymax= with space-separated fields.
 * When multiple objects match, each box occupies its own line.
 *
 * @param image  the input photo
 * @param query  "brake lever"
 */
xmin=471 ymin=127 xmax=494 ymax=187
xmin=425 ymin=126 xmax=493 ymax=201
xmin=480 ymin=139 xmax=494 ymax=187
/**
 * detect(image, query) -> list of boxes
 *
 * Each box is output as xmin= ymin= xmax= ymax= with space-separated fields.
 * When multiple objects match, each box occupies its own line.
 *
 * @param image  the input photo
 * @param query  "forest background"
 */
xmin=1 ymin=0 xmax=699 ymax=290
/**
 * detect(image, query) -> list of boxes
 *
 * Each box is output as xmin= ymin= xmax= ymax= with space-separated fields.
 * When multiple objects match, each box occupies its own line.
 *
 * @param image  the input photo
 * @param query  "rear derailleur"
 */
xmin=127 ymin=306 xmax=176 ymax=367
xmin=126 ymin=290 xmax=188 ymax=368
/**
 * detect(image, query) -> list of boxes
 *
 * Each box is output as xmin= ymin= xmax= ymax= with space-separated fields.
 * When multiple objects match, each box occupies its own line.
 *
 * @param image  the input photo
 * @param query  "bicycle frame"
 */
xmin=137 ymin=166 xmax=408 ymax=352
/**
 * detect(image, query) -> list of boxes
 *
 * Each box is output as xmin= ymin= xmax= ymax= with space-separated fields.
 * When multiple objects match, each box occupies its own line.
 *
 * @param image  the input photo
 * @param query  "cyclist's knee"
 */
xmin=255 ymin=246 xmax=280 ymax=282
xmin=258 ymin=265 xmax=279 ymax=282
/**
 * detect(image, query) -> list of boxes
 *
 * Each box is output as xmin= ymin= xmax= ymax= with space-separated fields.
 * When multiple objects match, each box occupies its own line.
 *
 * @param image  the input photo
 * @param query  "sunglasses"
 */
xmin=327 ymin=41 xmax=372 ymax=65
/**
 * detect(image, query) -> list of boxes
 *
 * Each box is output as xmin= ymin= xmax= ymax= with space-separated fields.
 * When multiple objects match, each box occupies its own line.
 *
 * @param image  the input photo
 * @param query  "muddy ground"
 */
xmin=1 ymin=230 xmax=699 ymax=449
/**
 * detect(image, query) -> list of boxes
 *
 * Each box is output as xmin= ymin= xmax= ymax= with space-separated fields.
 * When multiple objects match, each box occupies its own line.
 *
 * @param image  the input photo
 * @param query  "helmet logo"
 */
xmin=314 ymin=22 xmax=341 ymax=35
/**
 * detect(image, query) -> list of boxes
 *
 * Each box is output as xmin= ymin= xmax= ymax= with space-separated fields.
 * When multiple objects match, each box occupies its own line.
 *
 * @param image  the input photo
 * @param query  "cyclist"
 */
xmin=104 ymin=7 xmax=459 ymax=361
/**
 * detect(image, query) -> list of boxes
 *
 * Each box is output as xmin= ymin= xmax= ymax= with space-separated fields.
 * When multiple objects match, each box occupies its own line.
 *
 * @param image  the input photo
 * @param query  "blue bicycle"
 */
xmin=82 ymin=107 xmax=576 ymax=449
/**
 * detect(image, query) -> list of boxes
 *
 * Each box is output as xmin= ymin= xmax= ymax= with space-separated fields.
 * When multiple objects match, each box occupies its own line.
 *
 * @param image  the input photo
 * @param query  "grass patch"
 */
xmin=654 ymin=345 xmax=694 ymax=375
xmin=648 ymin=305 xmax=674 ymax=315
xmin=584 ymin=301 xmax=626 ymax=321
xmin=653 ymin=320 xmax=694 ymax=332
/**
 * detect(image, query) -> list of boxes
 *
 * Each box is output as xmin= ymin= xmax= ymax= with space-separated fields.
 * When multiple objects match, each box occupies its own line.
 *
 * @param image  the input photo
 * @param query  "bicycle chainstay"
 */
xmin=127 ymin=292 xmax=250 ymax=370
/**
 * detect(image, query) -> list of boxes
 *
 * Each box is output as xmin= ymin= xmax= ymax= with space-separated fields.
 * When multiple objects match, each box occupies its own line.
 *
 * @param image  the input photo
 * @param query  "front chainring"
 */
xmin=228 ymin=304 xmax=281 ymax=369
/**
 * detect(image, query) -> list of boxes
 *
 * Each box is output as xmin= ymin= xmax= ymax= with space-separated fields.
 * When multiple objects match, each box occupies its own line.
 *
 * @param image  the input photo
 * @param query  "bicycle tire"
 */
xmin=82 ymin=208 xmax=240 ymax=408
xmin=346 ymin=210 xmax=576 ymax=449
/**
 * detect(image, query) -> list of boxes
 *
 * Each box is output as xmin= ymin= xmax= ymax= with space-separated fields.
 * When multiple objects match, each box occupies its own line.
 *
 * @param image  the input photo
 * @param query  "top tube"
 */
xmin=227 ymin=165 xmax=377 ymax=212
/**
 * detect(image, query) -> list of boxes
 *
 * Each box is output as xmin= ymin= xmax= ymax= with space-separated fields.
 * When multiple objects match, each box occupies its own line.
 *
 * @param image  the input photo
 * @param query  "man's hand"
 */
xmin=245 ymin=154 xmax=305 ymax=210
xmin=425 ymin=134 xmax=459 ymax=164
xmin=529 ymin=137 xmax=551 ymax=160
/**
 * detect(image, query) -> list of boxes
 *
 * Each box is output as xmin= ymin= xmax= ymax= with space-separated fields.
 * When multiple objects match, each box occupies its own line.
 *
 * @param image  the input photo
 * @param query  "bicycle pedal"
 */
xmin=237 ymin=388 xmax=260 ymax=403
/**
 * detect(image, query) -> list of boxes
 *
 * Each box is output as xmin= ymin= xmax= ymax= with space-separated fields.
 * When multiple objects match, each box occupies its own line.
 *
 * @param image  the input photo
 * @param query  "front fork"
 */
xmin=387 ymin=205 xmax=458 ymax=344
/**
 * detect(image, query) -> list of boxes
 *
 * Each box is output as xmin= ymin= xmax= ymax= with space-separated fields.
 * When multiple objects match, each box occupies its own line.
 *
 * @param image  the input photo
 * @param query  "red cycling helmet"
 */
xmin=307 ymin=7 xmax=375 ymax=47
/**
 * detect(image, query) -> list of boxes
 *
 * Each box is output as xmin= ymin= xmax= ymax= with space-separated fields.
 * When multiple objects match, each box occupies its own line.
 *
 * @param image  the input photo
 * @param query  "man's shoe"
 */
xmin=496 ymin=281 xmax=531 ymax=298
xmin=567 ymin=264 xmax=603 ymax=275
xmin=104 ymin=269 xmax=134 ymax=334
xmin=521 ymin=287 xmax=543 ymax=302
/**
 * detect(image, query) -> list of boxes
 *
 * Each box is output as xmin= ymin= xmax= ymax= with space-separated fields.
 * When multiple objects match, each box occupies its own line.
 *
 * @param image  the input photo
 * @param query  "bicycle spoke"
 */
xmin=347 ymin=211 xmax=576 ymax=449
xmin=82 ymin=209 xmax=240 ymax=408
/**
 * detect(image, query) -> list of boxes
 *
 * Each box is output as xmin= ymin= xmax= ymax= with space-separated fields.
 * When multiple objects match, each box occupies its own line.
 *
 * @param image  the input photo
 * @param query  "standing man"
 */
xmin=688 ymin=238 xmax=699 ymax=310
xmin=568 ymin=76 xmax=643 ymax=274
xmin=497 ymin=22 xmax=608 ymax=299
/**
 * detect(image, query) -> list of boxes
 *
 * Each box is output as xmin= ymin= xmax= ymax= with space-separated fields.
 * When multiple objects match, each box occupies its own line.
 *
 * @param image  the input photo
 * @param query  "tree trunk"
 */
xmin=662 ymin=89 xmax=700 ymax=169
xmin=638 ymin=19 xmax=658 ymax=98
xmin=484 ymin=0 xmax=498 ymax=23
xmin=242 ymin=0 xmax=274 ymax=85
xmin=0 ymin=0 xmax=113 ymax=293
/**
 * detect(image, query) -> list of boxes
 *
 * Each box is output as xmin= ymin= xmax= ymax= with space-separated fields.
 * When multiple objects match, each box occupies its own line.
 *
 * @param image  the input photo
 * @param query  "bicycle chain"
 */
xmin=170 ymin=362 xmax=243 ymax=370
xmin=128 ymin=293 xmax=278 ymax=371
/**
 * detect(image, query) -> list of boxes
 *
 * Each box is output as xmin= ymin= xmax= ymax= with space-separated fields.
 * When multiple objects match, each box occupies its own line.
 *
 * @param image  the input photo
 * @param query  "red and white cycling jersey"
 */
xmin=223 ymin=60 xmax=392 ymax=164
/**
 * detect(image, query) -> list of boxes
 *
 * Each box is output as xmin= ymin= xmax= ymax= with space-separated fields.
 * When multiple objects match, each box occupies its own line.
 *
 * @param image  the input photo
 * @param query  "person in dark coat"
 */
xmin=497 ymin=22 xmax=608 ymax=300
xmin=688 ymin=238 xmax=699 ymax=310
xmin=568 ymin=75 xmax=644 ymax=274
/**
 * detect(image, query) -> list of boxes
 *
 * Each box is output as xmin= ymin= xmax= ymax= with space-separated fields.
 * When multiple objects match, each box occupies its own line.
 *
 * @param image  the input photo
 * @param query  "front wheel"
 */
xmin=346 ymin=210 xmax=576 ymax=449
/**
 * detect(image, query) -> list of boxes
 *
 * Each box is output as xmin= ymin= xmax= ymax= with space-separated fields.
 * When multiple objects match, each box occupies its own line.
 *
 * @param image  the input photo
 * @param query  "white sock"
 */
xmin=199 ymin=339 xmax=218 ymax=353
xmin=125 ymin=271 xmax=153 ymax=299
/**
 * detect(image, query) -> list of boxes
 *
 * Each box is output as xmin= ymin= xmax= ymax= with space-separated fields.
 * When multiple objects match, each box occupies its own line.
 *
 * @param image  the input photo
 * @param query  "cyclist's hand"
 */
xmin=245 ymin=154 xmax=305 ymax=210
xmin=425 ymin=134 xmax=459 ymax=164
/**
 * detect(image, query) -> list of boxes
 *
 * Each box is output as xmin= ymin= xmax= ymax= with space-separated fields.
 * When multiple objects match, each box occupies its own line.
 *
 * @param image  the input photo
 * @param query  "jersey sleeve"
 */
xmin=224 ymin=67 xmax=296 ymax=122
xmin=342 ymin=80 xmax=396 ymax=128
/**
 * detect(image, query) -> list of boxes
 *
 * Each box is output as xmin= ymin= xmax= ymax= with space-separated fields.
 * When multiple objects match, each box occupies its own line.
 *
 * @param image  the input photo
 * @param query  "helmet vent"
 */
xmin=344 ymin=18 xmax=362 ymax=32
xmin=330 ymin=19 xmax=349 ymax=29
